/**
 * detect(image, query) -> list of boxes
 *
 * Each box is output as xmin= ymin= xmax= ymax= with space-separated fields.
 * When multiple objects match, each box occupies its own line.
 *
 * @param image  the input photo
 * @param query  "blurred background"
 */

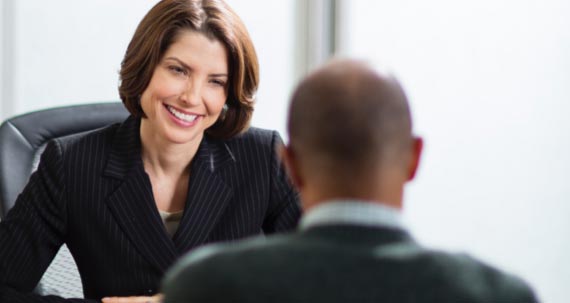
xmin=1 ymin=0 xmax=568 ymax=302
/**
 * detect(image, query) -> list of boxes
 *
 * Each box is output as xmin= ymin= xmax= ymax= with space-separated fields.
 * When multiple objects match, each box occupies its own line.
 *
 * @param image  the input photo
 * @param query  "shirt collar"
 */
xmin=299 ymin=200 xmax=405 ymax=231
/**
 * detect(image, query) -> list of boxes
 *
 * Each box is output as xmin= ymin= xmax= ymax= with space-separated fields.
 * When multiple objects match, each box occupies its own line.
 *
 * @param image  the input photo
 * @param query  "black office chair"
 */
xmin=0 ymin=102 xmax=129 ymax=298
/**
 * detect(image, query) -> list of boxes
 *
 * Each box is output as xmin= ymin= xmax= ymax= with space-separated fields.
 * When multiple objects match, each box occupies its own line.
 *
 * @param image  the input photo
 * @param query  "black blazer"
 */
xmin=163 ymin=224 xmax=538 ymax=303
xmin=0 ymin=116 xmax=301 ymax=302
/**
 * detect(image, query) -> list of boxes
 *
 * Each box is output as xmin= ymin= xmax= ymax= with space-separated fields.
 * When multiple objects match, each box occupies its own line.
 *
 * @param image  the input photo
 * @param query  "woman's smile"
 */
xmin=164 ymin=103 xmax=202 ymax=127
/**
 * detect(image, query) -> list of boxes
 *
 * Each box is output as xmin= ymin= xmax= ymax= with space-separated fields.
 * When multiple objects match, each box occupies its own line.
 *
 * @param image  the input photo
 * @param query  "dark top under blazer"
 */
xmin=0 ymin=116 xmax=301 ymax=302
xmin=163 ymin=224 xmax=538 ymax=303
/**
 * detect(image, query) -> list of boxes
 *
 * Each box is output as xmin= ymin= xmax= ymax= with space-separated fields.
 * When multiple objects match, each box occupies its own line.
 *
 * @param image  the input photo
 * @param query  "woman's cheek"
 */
xmin=205 ymin=89 xmax=227 ymax=110
xmin=156 ymin=78 xmax=188 ymax=99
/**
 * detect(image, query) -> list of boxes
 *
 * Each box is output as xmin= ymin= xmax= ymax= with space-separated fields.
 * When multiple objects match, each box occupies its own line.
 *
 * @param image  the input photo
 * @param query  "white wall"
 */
xmin=227 ymin=0 xmax=296 ymax=137
xmin=5 ymin=0 xmax=157 ymax=119
xmin=2 ymin=0 xmax=296 ymax=137
xmin=0 ymin=0 xmax=8 ymax=118
xmin=0 ymin=0 xmax=3 ymax=118
xmin=339 ymin=0 xmax=570 ymax=302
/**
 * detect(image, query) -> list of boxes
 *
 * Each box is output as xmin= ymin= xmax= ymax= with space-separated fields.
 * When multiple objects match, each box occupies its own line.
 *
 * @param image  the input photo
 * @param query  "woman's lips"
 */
xmin=164 ymin=104 xmax=202 ymax=126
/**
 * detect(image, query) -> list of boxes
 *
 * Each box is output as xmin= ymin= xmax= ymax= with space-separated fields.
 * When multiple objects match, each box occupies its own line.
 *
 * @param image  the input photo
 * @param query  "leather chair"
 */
xmin=0 ymin=102 xmax=129 ymax=298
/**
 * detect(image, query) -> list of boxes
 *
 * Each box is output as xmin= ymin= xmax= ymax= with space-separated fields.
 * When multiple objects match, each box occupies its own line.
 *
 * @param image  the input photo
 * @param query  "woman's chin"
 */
xmin=163 ymin=129 xmax=204 ymax=145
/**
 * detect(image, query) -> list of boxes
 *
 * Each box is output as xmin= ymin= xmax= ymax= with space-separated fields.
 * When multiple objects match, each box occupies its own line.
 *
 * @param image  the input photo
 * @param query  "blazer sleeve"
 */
xmin=0 ymin=140 xmax=96 ymax=302
xmin=262 ymin=131 xmax=302 ymax=233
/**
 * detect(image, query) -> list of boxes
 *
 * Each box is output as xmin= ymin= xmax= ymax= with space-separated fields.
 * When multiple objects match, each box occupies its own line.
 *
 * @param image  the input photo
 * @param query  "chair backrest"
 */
xmin=0 ymin=102 xmax=129 ymax=298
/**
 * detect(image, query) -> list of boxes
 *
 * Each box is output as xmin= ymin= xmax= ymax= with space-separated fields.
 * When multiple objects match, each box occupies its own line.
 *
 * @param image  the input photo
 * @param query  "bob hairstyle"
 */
xmin=119 ymin=0 xmax=259 ymax=139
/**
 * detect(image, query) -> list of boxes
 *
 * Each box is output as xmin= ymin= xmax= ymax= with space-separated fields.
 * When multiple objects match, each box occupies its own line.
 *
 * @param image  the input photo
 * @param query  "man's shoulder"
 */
xmin=164 ymin=234 xmax=295 ymax=284
xmin=198 ymin=239 xmax=536 ymax=300
xmin=415 ymin=250 xmax=537 ymax=301
xmin=164 ymin=233 xmax=537 ymax=303
xmin=184 ymin=233 xmax=295 ymax=264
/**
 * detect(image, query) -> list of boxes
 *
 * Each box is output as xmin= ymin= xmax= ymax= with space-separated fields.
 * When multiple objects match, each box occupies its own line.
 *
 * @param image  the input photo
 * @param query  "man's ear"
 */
xmin=407 ymin=137 xmax=423 ymax=181
xmin=279 ymin=145 xmax=304 ymax=190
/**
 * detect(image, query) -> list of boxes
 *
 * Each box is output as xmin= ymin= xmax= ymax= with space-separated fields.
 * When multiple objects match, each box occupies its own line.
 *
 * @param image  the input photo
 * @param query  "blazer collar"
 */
xmin=104 ymin=115 xmax=236 ymax=273
xmin=103 ymin=115 xmax=142 ymax=179
xmin=103 ymin=115 xmax=236 ymax=179
xmin=171 ymin=132 xmax=235 ymax=253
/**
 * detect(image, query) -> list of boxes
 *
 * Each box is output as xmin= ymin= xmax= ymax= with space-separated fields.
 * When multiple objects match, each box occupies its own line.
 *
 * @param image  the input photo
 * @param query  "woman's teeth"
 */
xmin=167 ymin=105 xmax=197 ymax=122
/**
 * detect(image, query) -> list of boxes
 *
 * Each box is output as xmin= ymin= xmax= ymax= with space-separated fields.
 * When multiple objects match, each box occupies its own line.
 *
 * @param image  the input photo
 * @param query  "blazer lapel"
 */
xmin=103 ymin=116 xmax=178 ymax=273
xmin=172 ymin=137 xmax=235 ymax=253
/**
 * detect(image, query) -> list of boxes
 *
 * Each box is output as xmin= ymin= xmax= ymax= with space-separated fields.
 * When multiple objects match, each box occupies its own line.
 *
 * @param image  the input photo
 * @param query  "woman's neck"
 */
xmin=139 ymin=120 xmax=201 ymax=178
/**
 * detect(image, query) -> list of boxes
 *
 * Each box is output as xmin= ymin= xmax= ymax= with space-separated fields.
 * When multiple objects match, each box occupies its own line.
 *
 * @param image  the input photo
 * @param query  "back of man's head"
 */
xmin=285 ymin=59 xmax=421 ymax=208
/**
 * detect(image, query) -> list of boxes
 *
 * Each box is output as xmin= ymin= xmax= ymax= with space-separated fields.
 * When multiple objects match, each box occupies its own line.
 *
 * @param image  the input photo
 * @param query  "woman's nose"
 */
xmin=180 ymin=80 xmax=201 ymax=106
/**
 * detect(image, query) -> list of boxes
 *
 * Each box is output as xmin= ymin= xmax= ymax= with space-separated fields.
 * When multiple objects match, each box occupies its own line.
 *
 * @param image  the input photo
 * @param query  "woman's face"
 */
xmin=140 ymin=30 xmax=228 ymax=145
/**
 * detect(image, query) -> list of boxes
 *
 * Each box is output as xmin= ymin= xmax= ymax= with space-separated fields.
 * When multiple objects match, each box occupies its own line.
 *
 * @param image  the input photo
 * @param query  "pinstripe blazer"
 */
xmin=0 ymin=115 xmax=301 ymax=302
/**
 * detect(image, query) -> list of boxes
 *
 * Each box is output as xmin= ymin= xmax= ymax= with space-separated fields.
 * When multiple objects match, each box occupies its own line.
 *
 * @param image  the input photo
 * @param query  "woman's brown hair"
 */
xmin=119 ymin=0 xmax=259 ymax=139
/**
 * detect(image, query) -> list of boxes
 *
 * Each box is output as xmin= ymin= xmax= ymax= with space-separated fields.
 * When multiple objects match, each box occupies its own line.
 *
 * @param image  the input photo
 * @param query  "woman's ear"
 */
xmin=407 ymin=137 xmax=423 ymax=181
xmin=279 ymin=145 xmax=304 ymax=190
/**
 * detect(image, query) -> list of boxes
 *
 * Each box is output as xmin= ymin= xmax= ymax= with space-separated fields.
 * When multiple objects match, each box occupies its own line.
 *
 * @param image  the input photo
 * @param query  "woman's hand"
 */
xmin=101 ymin=294 xmax=163 ymax=303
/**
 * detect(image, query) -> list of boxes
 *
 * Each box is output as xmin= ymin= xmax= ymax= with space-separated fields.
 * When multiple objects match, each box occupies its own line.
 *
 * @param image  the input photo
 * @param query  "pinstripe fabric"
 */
xmin=0 ymin=116 xmax=301 ymax=302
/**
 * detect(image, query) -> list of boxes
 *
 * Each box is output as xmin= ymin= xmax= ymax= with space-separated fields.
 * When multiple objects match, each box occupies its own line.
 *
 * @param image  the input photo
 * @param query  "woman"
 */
xmin=0 ymin=0 xmax=301 ymax=302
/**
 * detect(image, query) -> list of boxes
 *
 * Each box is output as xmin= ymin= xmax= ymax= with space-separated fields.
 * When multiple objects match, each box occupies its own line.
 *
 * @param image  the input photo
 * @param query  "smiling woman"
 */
xmin=0 ymin=0 xmax=301 ymax=302
xmin=119 ymin=0 xmax=259 ymax=140
xmin=140 ymin=31 xmax=228 ymax=148
xmin=139 ymin=30 xmax=230 ymax=215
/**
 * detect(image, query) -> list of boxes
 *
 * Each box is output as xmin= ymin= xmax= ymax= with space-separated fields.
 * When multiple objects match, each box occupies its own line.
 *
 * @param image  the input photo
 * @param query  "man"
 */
xmin=161 ymin=59 xmax=537 ymax=303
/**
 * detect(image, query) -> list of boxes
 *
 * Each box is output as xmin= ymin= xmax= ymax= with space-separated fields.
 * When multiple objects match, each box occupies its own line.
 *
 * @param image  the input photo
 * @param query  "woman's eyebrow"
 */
xmin=164 ymin=57 xmax=191 ymax=70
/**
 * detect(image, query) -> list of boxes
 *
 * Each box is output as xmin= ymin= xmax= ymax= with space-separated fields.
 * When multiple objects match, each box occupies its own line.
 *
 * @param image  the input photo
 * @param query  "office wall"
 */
xmin=1 ymin=0 xmax=157 ymax=120
xmin=0 ymin=1 xmax=2 ymax=118
xmin=338 ymin=1 xmax=570 ymax=302
xmin=0 ymin=0 xmax=6 ymax=118
xmin=1 ymin=0 xmax=296 ymax=137
xmin=228 ymin=1 xmax=296 ymax=136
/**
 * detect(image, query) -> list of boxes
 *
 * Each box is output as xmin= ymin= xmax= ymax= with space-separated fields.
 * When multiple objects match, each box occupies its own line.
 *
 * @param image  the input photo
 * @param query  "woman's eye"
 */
xmin=210 ymin=79 xmax=226 ymax=87
xmin=168 ymin=65 xmax=186 ymax=75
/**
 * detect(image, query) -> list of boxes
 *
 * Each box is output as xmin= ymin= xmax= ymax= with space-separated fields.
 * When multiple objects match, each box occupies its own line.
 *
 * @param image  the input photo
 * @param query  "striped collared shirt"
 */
xmin=299 ymin=200 xmax=405 ymax=231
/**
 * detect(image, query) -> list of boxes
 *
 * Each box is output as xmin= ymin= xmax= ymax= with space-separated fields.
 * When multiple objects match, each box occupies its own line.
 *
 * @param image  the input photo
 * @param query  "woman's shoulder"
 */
xmin=214 ymin=127 xmax=283 ymax=164
xmin=34 ymin=120 xmax=127 ymax=177
xmin=52 ymin=120 xmax=124 ymax=155
xmin=227 ymin=126 xmax=282 ymax=147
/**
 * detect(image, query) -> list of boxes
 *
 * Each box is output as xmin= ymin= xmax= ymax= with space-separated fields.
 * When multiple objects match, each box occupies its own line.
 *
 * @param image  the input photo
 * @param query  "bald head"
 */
xmin=287 ymin=59 xmax=413 ymax=181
